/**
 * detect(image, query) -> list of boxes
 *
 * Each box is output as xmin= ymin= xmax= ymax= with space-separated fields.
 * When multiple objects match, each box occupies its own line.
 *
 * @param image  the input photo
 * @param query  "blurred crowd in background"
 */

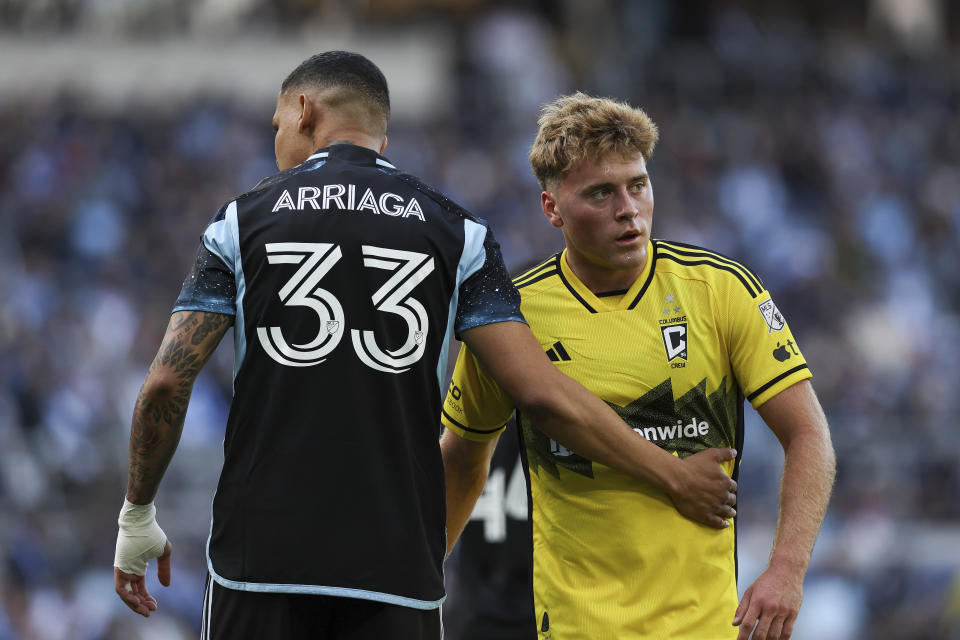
xmin=0 ymin=1 xmax=959 ymax=638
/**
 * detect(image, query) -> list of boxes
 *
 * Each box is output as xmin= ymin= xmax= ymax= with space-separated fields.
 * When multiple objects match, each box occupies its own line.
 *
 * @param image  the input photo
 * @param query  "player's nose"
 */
xmin=613 ymin=189 xmax=639 ymax=220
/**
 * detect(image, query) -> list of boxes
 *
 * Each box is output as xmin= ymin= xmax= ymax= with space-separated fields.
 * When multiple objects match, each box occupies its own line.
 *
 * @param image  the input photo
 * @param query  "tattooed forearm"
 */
xmin=126 ymin=311 xmax=232 ymax=504
xmin=192 ymin=312 xmax=230 ymax=346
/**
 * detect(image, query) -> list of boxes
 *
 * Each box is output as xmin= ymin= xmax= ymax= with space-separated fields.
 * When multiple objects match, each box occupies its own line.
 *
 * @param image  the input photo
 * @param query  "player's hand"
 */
xmin=733 ymin=563 xmax=803 ymax=639
xmin=668 ymin=447 xmax=737 ymax=529
xmin=114 ymin=500 xmax=171 ymax=617
xmin=114 ymin=540 xmax=172 ymax=617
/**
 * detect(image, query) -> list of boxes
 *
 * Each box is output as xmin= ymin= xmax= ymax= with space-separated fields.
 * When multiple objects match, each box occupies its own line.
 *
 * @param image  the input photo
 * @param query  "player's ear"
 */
xmin=297 ymin=94 xmax=316 ymax=134
xmin=379 ymin=134 xmax=388 ymax=154
xmin=542 ymin=191 xmax=563 ymax=228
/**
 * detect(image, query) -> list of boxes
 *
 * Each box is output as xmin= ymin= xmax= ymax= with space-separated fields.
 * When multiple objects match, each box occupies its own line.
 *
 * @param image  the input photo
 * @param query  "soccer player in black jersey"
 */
xmin=112 ymin=53 xmax=739 ymax=639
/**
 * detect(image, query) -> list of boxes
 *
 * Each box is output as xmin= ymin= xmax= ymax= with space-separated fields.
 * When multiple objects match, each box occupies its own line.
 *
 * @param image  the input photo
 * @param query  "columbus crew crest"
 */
xmin=758 ymin=299 xmax=785 ymax=333
xmin=661 ymin=323 xmax=687 ymax=361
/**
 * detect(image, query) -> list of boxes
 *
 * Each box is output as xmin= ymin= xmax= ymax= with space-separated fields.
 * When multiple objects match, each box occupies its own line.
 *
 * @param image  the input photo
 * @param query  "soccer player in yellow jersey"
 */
xmin=440 ymin=93 xmax=836 ymax=640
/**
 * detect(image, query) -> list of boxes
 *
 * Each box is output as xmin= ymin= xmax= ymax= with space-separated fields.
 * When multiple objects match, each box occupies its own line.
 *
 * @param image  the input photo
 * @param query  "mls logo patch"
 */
xmin=661 ymin=323 xmax=687 ymax=361
xmin=758 ymin=299 xmax=785 ymax=333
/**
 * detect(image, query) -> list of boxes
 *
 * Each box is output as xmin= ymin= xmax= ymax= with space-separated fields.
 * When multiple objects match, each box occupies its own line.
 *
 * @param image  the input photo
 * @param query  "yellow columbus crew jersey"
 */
xmin=441 ymin=240 xmax=812 ymax=639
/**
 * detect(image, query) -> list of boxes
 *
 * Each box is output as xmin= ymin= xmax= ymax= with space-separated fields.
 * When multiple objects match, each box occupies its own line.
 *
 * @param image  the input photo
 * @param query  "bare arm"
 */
xmin=115 ymin=310 xmax=231 ymax=618
xmin=127 ymin=310 xmax=233 ymax=503
xmin=440 ymin=429 xmax=500 ymax=557
xmin=461 ymin=321 xmax=737 ymax=529
xmin=734 ymin=380 xmax=836 ymax=640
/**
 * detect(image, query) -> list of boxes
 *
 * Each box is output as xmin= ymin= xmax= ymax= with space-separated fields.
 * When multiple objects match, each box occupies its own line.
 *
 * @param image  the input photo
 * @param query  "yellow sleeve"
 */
xmin=441 ymin=343 xmax=515 ymax=442
xmin=723 ymin=281 xmax=813 ymax=409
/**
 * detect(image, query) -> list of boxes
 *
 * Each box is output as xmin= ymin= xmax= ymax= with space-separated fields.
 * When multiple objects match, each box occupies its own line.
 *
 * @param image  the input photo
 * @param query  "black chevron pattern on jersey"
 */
xmin=522 ymin=376 xmax=740 ymax=481
xmin=656 ymin=241 xmax=763 ymax=298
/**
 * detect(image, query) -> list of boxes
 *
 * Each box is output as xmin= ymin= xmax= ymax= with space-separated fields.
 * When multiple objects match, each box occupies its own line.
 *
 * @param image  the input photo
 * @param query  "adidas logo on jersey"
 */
xmin=545 ymin=341 xmax=571 ymax=362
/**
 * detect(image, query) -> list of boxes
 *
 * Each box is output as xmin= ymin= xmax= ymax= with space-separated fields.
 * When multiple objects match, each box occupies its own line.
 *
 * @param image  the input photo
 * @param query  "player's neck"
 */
xmin=564 ymin=249 xmax=648 ymax=295
xmin=314 ymin=129 xmax=385 ymax=155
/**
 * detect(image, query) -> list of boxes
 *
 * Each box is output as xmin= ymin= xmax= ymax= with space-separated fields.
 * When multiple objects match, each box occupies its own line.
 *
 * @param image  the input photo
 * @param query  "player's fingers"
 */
xmin=115 ymin=580 xmax=142 ymax=610
xmin=718 ymin=505 xmax=737 ymax=519
xmin=735 ymin=599 xmax=761 ymax=640
xmin=114 ymin=570 xmax=151 ymax=617
xmin=157 ymin=540 xmax=173 ymax=587
xmin=765 ymin=615 xmax=786 ymax=640
xmin=143 ymin=594 xmax=159 ymax=612
xmin=736 ymin=617 xmax=757 ymax=640
xmin=128 ymin=570 xmax=158 ymax=613
xmin=732 ymin=587 xmax=752 ymax=625
xmin=114 ymin=568 xmax=141 ymax=600
xmin=706 ymin=514 xmax=731 ymax=529
xmin=726 ymin=491 xmax=738 ymax=506
xmin=781 ymin=612 xmax=797 ymax=639
xmin=716 ymin=448 xmax=738 ymax=462
xmin=751 ymin=609 xmax=775 ymax=640
xmin=138 ymin=578 xmax=158 ymax=611
xmin=729 ymin=477 xmax=738 ymax=492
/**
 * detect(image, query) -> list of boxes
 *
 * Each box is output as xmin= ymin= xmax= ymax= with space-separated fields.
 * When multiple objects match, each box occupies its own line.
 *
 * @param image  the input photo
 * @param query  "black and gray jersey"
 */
xmin=173 ymin=144 xmax=524 ymax=610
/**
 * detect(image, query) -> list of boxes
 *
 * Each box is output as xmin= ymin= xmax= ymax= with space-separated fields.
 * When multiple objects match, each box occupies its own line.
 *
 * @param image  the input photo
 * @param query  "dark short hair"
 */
xmin=281 ymin=51 xmax=390 ymax=123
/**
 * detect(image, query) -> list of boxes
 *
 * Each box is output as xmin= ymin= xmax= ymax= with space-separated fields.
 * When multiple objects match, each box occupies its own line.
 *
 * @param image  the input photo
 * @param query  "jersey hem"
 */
xmin=454 ymin=315 xmax=527 ymax=340
xmin=171 ymin=303 xmax=236 ymax=316
xmin=747 ymin=365 xmax=811 ymax=407
xmin=206 ymin=561 xmax=446 ymax=610
xmin=441 ymin=408 xmax=506 ymax=442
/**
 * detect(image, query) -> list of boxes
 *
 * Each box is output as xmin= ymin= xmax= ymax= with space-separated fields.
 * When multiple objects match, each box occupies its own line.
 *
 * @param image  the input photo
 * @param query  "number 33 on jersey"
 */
xmin=256 ymin=242 xmax=435 ymax=372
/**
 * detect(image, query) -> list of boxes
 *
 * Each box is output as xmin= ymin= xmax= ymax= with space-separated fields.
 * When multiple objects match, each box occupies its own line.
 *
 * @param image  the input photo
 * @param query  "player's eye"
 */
xmin=631 ymin=179 xmax=647 ymax=192
xmin=589 ymin=188 xmax=611 ymax=200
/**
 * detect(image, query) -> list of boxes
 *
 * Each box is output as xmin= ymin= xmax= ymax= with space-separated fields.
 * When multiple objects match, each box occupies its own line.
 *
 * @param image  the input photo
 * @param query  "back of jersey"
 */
xmin=177 ymin=144 xmax=522 ymax=609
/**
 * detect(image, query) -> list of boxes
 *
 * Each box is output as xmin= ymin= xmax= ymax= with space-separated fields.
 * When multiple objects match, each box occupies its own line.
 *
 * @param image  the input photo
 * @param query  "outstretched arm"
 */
xmin=461 ymin=321 xmax=738 ymax=529
xmin=115 ymin=310 xmax=232 ymax=617
xmin=734 ymin=380 xmax=836 ymax=640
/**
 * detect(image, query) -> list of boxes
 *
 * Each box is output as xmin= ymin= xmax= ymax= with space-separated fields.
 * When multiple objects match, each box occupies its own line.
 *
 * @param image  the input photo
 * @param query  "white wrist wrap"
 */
xmin=114 ymin=499 xmax=167 ymax=576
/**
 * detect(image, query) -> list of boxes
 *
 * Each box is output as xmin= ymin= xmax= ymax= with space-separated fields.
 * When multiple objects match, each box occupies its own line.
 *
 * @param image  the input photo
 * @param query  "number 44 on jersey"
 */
xmin=470 ymin=457 xmax=528 ymax=543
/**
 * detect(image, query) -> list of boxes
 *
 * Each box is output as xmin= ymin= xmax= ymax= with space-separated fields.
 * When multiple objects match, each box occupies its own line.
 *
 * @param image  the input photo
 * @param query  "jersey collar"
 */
xmin=306 ymin=143 xmax=397 ymax=169
xmin=557 ymin=241 xmax=657 ymax=313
